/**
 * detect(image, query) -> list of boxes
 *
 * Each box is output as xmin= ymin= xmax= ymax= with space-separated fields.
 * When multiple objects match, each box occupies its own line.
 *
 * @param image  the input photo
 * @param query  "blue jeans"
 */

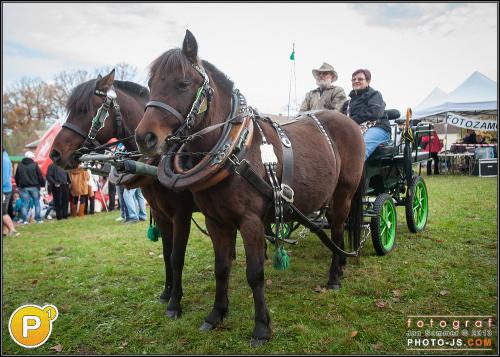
xmin=364 ymin=127 xmax=391 ymax=160
xmin=122 ymin=188 xmax=147 ymax=221
xmin=117 ymin=185 xmax=128 ymax=220
xmin=20 ymin=187 xmax=41 ymax=222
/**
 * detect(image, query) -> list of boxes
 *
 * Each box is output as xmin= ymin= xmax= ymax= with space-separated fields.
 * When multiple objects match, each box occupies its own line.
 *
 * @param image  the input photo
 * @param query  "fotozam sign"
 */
xmin=445 ymin=113 xmax=497 ymax=131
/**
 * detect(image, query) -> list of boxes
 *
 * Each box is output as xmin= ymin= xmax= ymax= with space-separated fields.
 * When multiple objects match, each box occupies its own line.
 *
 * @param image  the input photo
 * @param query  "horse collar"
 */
xmin=157 ymin=90 xmax=254 ymax=192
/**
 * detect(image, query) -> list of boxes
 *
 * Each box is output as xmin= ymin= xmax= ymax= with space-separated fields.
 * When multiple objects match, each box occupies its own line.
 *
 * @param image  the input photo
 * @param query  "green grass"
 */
xmin=2 ymin=175 xmax=497 ymax=354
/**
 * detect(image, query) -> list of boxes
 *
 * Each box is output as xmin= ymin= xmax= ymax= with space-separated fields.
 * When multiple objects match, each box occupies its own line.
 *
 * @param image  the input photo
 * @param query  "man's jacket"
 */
xmin=300 ymin=85 xmax=347 ymax=112
xmin=14 ymin=158 xmax=45 ymax=188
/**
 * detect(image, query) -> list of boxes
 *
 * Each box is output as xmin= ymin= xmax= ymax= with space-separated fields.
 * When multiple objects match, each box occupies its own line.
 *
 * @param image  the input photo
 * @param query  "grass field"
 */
xmin=2 ymin=175 xmax=497 ymax=354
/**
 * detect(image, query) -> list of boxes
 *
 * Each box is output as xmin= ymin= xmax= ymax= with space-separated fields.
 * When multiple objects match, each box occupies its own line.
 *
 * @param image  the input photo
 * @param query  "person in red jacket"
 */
xmin=421 ymin=130 xmax=443 ymax=175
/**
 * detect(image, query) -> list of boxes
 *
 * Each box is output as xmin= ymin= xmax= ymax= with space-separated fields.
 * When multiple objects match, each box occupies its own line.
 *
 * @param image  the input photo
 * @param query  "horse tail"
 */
xmin=348 ymin=165 xmax=365 ymax=252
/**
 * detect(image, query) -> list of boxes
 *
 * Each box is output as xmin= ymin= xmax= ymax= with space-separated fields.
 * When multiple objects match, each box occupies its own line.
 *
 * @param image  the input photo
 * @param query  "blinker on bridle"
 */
xmin=144 ymin=62 xmax=214 ymax=146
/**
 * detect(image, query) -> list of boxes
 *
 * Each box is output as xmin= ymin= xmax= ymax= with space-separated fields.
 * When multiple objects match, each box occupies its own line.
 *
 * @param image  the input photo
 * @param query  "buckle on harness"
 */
xmin=280 ymin=184 xmax=294 ymax=203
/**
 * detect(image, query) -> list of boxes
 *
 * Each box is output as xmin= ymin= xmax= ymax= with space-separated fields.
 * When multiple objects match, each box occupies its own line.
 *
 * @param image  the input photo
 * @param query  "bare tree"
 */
xmin=2 ymin=77 xmax=59 ymax=154
xmin=95 ymin=62 xmax=138 ymax=81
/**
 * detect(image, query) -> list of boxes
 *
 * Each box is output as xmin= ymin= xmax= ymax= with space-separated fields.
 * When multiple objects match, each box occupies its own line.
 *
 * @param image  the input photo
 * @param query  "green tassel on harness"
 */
xmin=273 ymin=246 xmax=289 ymax=271
xmin=147 ymin=224 xmax=161 ymax=242
xmin=147 ymin=209 xmax=161 ymax=242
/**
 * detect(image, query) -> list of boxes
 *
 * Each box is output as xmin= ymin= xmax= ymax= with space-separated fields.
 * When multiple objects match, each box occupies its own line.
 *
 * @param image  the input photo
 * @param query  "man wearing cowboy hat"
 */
xmin=299 ymin=62 xmax=347 ymax=112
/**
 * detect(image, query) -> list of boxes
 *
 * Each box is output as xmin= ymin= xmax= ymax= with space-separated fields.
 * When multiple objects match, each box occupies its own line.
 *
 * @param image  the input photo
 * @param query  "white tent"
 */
xmin=410 ymin=71 xmax=498 ymax=174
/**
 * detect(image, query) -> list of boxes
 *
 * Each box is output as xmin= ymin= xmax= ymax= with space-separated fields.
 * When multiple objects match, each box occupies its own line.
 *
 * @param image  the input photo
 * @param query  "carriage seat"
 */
xmin=366 ymin=109 xmax=400 ymax=160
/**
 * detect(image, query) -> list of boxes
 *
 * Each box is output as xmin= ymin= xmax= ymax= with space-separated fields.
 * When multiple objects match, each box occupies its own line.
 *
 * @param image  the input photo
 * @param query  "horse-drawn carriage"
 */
xmin=268 ymin=109 xmax=432 ymax=256
xmin=52 ymin=30 xmax=436 ymax=345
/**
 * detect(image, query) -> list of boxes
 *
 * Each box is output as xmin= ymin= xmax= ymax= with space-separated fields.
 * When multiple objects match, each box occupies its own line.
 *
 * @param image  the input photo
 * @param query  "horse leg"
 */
xmin=240 ymin=216 xmax=272 ymax=346
xmin=200 ymin=218 xmax=236 ymax=331
xmin=154 ymin=215 xmax=174 ymax=303
xmin=326 ymin=197 xmax=351 ymax=290
xmin=165 ymin=209 xmax=192 ymax=319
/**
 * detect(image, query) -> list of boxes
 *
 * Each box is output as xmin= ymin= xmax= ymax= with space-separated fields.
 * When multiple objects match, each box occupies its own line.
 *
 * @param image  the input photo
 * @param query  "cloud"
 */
xmin=350 ymin=3 xmax=495 ymax=36
xmin=2 ymin=3 xmax=497 ymax=114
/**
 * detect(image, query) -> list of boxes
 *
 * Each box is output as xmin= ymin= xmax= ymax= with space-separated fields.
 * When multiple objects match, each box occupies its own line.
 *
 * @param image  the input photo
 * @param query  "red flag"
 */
xmin=34 ymin=120 xmax=63 ymax=176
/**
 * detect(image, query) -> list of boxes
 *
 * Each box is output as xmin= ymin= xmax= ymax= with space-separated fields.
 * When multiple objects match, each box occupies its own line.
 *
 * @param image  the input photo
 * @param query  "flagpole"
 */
xmin=288 ymin=43 xmax=295 ymax=120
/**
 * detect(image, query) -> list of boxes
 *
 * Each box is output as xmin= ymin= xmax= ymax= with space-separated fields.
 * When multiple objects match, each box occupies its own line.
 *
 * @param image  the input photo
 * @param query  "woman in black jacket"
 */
xmin=341 ymin=69 xmax=391 ymax=159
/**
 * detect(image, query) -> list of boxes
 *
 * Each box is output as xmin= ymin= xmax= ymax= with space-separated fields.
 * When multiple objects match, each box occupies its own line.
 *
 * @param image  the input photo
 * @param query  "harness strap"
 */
xmin=62 ymin=122 xmax=102 ymax=148
xmin=308 ymin=113 xmax=337 ymax=167
xmin=145 ymin=100 xmax=185 ymax=125
xmin=233 ymin=159 xmax=359 ymax=257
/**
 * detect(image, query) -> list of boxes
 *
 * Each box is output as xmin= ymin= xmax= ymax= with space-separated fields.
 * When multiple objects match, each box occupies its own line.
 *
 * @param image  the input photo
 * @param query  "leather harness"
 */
xmin=62 ymin=86 xmax=132 ymax=152
xmin=148 ymin=60 xmax=359 ymax=257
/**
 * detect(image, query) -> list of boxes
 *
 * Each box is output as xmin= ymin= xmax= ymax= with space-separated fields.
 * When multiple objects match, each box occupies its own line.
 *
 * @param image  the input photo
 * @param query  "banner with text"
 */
xmin=446 ymin=112 xmax=497 ymax=131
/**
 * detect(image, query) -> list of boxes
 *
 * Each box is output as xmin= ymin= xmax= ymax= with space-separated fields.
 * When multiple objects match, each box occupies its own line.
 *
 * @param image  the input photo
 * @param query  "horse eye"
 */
xmin=177 ymin=80 xmax=191 ymax=90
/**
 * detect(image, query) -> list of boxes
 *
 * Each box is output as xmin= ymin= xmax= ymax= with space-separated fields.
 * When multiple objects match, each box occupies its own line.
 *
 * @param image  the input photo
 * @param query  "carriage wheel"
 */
xmin=371 ymin=193 xmax=397 ymax=256
xmin=405 ymin=176 xmax=429 ymax=233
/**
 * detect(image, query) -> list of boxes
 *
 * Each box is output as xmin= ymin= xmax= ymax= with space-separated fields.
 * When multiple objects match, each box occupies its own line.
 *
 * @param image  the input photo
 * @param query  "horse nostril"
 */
xmin=50 ymin=149 xmax=62 ymax=164
xmin=144 ymin=132 xmax=158 ymax=149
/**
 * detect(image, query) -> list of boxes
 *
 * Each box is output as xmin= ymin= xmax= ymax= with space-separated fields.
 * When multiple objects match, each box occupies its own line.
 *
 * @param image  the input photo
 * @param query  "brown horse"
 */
xmin=50 ymin=69 xmax=193 ymax=318
xmin=135 ymin=30 xmax=365 ymax=345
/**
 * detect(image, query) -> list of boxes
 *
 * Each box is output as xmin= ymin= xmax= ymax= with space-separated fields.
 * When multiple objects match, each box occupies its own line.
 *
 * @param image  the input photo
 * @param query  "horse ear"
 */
xmin=182 ymin=29 xmax=198 ymax=62
xmin=96 ymin=69 xmax=115 ymax=92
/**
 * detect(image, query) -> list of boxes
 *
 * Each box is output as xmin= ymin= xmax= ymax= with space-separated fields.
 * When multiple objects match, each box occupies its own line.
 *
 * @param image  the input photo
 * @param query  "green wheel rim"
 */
xmin=412 ymin=181 xmax=428 ymax=230
xmin=380 ymin=200 xmax=396 ymax=250
xmin=271 ymin=223 xmax=291 ymax=239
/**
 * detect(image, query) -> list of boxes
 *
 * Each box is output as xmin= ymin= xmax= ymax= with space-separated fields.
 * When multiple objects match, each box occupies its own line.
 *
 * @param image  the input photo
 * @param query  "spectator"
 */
xmin=107 ymin=179 xmax=117 ymax=211
xmin=462 ymin=129 xmax=477 ymax=144
xmin=421 ymin=129 xmax=443 ymax=175
xmin=14 ymin=151 xmax=45 ymax=224
xmin=299 ymin=62 xmax=347 ymax=113
xmin=122 ymin=187 xmax=147 ymax=223
xmin=476 ymin=134 xmax=486 ymax=144
xmin=85 ymin=170 xmax=99 ymax=215
xmin=46 ymin=162 xmax=70 ymax=220
xmin=2 ymin=148 xmax=20 ymax=236
xmin=69 ymin=165 xmax=90 ymax=217
xmin=12 ymin=192 xmax=23 ymax=223
xmin=116 ymin=184 xmax=128 ymax=222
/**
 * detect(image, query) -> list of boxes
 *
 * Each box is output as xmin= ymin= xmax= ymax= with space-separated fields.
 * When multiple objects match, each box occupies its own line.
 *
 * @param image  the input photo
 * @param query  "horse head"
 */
xmin=50 ymin=69 xmax=147 ymax=169
xmin=136 ymin=30 xmax=229 ymax=157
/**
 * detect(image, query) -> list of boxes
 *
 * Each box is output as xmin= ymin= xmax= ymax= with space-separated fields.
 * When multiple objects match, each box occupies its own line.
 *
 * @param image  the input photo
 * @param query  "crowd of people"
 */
xmin=2 ymin=148 xmax=147 ymax=237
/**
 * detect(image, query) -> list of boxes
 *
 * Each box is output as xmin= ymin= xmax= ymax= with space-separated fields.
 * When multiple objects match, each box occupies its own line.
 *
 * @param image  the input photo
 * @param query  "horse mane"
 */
xmin=66 ymin=78 xmax=150 ymax=113
xmin=66 ymin=78 xmax=98 ymax=113
xmin=114 ymin=80 xmax=150 ymax=100
xmin=150 ymin=48 xmax=234 ymax=96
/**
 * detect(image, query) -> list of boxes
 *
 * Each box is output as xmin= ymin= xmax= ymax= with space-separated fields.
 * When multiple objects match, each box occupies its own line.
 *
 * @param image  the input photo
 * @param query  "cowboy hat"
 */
xmin=312 ymin=62 xmax=338 ymax=81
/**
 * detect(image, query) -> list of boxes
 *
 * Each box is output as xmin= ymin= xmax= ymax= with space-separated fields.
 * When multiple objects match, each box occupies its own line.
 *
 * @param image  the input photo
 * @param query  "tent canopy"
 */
xmin=413 ymin=100 xmax=497 ymax=121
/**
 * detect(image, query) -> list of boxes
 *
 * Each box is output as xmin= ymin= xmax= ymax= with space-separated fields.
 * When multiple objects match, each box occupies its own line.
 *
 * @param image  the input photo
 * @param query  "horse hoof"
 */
xmin=199 ymin=321 xmax=215 ymax=332
xmin=250 ymin=338 xmax=268 ymax=348
xmin=166 ymin=309 xmax=181 ymax=319
xmin=327 ymin=284 xmax=341 ymax=290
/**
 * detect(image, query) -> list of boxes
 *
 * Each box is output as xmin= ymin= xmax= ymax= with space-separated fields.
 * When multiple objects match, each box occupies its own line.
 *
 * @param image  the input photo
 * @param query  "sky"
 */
xmin=2 ymin=2 xmax=498 ymax=116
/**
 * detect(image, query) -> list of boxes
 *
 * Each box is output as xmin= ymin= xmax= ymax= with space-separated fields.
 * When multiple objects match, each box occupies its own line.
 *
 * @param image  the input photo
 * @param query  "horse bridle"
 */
xmin=144 ymin=62 xmax=214 ymax=146
xmin=62 ymin=86 xmax=129 ymax=152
